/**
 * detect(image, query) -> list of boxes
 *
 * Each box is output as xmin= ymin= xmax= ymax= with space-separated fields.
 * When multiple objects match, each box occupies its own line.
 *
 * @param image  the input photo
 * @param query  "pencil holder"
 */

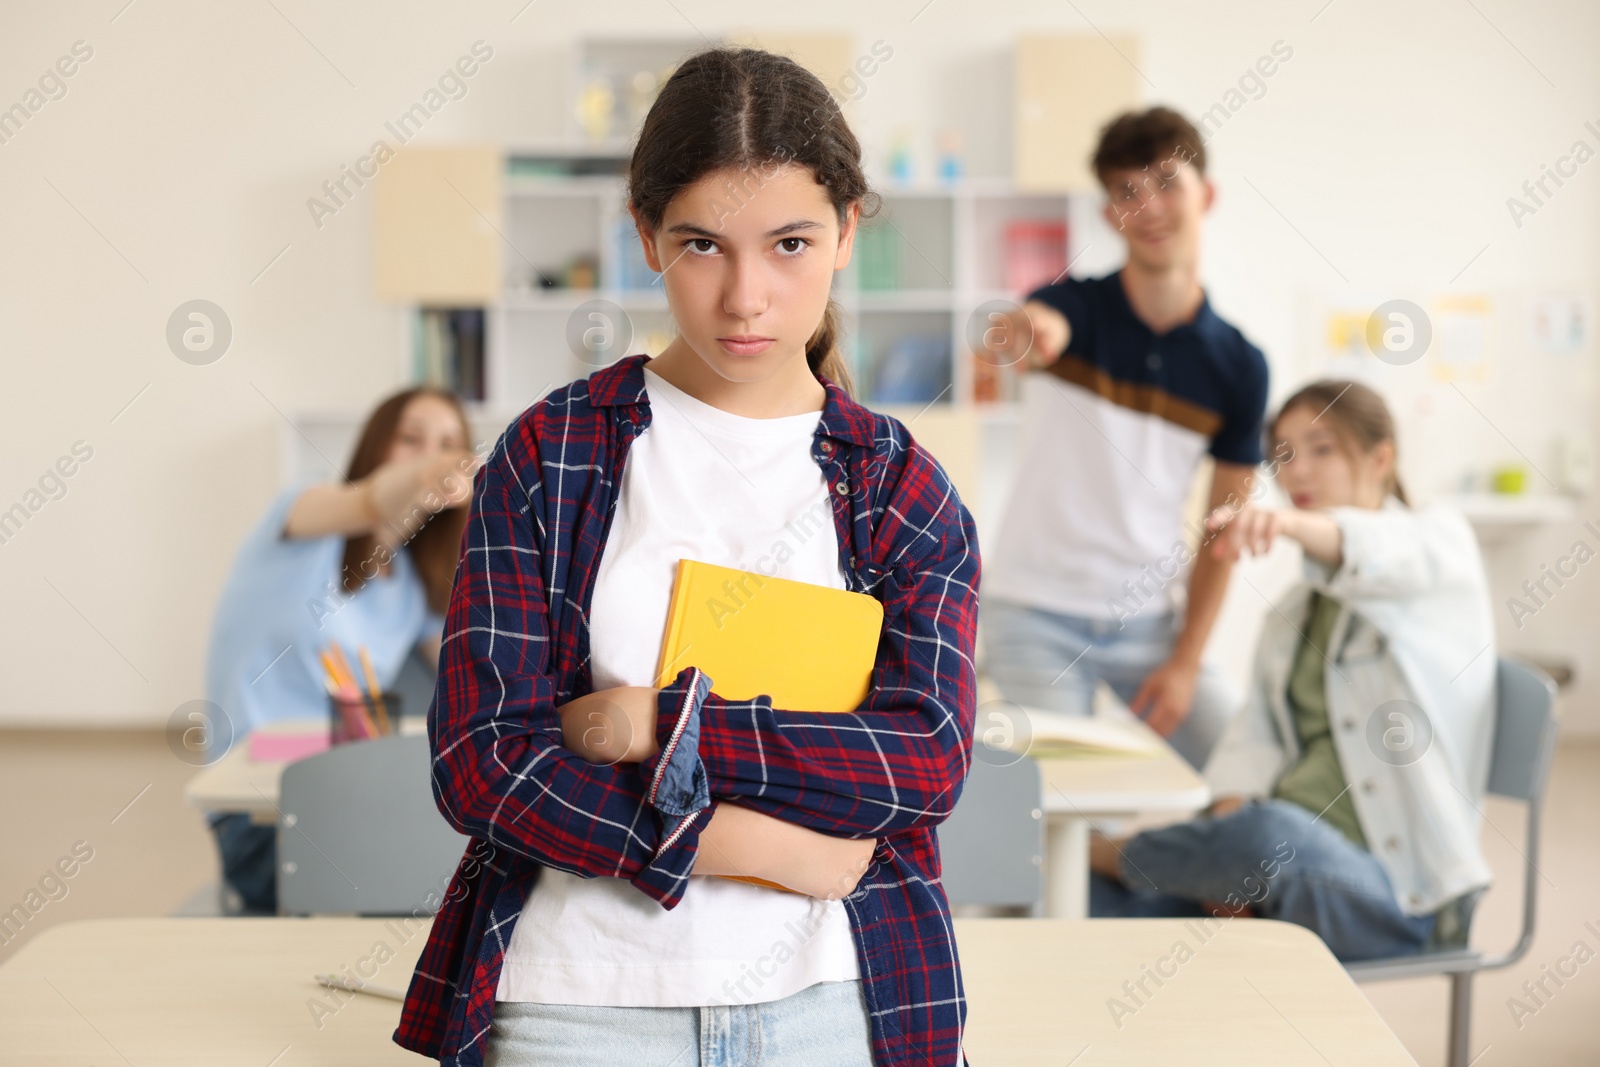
xmin=328 ymin=691 xmax=402 ymax=745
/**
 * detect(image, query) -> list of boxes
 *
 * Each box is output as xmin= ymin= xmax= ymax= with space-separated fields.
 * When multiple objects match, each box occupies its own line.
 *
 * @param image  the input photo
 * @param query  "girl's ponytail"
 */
xmin=806 ymin=298 xmax=855 ymax=394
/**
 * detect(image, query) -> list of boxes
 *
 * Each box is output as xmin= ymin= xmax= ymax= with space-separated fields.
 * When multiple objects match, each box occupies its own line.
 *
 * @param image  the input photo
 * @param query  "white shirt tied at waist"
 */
xmin=1204 ymin=497 xmax=1497 ymax=915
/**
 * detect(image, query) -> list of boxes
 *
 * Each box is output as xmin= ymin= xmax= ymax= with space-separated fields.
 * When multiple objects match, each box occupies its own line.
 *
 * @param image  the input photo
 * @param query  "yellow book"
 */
xmin=653 ymin=559 xmax=884 ymax=711
xmin=654 ymin=558 xmax=884 ymax=895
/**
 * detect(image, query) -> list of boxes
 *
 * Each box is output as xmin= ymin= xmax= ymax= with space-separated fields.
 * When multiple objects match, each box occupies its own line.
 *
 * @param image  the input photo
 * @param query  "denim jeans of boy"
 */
xmin=1091 ymin=798 xmax=1437 ymax=962
xmin=982 ymin=597 xmax=1239 ymax=771
xmin=484 ymin=979 xmax=875 ymax=1066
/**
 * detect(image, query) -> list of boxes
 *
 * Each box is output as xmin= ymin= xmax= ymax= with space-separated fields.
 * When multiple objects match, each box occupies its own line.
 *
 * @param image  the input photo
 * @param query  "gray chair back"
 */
xmin=277 ymin=733 xmax=469 ymax=916
xmin=1345 ymin=657 xmax=1559 ymax=1067
xmin=937 ymin=751 xmax=1044 ymax=909
xmin=1487 ymin=658 xmax=1560 ymax=802
xmin=391 ymin=647 xmax=439 ymax=726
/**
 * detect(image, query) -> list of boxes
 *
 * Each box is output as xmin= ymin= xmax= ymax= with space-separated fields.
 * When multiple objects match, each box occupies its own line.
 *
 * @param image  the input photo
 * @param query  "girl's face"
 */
xmin=1271 ymin=403 xmax=1394 ymax=511
xmin=633 ymin=162 xmax=858 ymax=384
xmin=386 ymin=394 xmax=468 ymax=465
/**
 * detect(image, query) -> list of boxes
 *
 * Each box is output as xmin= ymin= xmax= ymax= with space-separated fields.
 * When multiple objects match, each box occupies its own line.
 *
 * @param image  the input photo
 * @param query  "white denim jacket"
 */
xmin=1204 ymin=498 xmax=1496 ymax=915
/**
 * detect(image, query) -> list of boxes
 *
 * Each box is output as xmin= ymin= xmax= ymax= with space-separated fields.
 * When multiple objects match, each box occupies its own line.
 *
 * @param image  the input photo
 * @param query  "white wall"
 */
xmin=2 ymin=0 xmax=1596 ymax=732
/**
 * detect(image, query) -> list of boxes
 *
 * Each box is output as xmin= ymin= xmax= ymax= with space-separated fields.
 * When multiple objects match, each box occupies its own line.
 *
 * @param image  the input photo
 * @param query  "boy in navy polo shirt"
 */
xmin=984 ymin=107 xmax=1269 ymax=770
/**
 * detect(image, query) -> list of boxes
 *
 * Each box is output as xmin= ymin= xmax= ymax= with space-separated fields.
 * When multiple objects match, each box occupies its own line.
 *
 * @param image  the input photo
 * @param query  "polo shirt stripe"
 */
xmin=1045 ymin=353 xmax=1224 ymax=438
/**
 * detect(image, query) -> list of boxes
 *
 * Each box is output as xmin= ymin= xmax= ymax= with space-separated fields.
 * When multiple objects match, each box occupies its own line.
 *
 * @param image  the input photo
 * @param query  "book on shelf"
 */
xmin=1002 ymin=219 xmax=1068 ymax=294
xmin=855 ymin=223 xmax=901 ymax=291
xmin=613 ymin=218 xmax=661 ymax=291
xmin=413 ymin=307 xmax=486 ymax=401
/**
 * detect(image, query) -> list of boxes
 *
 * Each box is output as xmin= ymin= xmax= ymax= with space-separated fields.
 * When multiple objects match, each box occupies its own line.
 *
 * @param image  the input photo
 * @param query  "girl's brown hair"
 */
xmin=1272 ymin=379 xmax=1409 ymax=506
xmin=340 ymin=387 xmax=471 ymax=614
xmin=626 ymin=46 xmax=879 ymax=397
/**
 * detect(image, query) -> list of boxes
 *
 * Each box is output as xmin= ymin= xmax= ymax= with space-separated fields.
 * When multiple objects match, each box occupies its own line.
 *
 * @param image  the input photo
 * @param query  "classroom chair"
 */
xmin=937 ymin=750 xmax=1045 ymax=913
xmin=277 ymin=733 xmax=469 ymax=916
xmin=390 ymin=646 xmax=439 ymax=725
xmin=1345 ymin=657 xmax=1560 ymax=1067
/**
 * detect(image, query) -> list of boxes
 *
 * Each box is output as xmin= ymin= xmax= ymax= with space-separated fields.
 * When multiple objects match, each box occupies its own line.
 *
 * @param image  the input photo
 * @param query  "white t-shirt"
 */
xmin=984 ymin=371 xmax=1207 ymax=619
xmin=495 ymin=366 xmax=862 ymax=1007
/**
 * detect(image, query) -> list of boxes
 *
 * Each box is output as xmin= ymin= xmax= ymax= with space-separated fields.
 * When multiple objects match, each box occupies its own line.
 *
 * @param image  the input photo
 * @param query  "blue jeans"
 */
xmin=209 ymin=812 xmax=277 ymax=914
xmin=982 ymin=598 xmax=1239 ymax=770
xmin=1091 ymin=798 xmax=1437 ymax=962
xmin=485 ymin=979 xmax=874 ymax=1066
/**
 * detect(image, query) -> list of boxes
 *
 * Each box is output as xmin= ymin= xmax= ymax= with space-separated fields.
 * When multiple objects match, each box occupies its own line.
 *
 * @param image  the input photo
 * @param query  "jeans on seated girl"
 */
xmin=1091 ymin=798 xmax=1436 ymax=962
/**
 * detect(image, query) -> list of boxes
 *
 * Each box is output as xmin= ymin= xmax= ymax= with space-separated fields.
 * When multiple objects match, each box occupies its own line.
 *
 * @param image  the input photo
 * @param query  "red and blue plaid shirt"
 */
xmin=394 ymin=353 xmax=980 ymax=1066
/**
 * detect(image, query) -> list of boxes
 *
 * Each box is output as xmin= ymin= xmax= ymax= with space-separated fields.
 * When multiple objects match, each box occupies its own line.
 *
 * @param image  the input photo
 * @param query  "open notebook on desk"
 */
xmin=1003 ymin=707 xmax=1164 ymax=760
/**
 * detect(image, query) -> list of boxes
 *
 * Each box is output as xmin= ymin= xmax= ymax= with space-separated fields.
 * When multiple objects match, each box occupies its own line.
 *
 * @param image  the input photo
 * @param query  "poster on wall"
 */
xmin=1429 ymin=295 xmax=1491 ymax=383
xmin=1524 ymin=294 xmax=1590 ymax=356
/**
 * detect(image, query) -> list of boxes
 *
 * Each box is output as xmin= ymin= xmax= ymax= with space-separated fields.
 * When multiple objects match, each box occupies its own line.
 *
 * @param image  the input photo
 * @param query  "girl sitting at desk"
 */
xmin=203 ymin=386 xmax=479 ymax=912
xmin=1089 ymin=380 xmax=1496 ymax=962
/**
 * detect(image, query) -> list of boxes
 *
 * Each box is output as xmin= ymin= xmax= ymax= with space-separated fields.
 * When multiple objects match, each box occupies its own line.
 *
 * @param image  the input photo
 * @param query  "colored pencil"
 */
xmin=324 ymin=644 xmax=378 ymax=739
xmin=357 ymin=645 xmax=392 ymax=735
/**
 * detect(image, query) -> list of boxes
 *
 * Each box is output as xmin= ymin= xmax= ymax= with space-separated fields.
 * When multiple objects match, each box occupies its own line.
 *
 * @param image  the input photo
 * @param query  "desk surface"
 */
xmin=191 ymin=715 xmax=1208 ymax=818
xmin=0 ymin=917 xmax=1413 ymax=1065
xmin=1036 ymin=716 xmax=1211 ymax=815
xmin=184 ymin=719 xmax=427 ymax=818
xmin=959 ymin=917 xmax=1415 ymax=1065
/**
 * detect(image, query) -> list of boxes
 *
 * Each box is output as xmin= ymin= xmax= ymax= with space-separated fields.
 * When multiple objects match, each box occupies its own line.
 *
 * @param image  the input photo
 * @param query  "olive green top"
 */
xmin=1271 ymin=590 xmax=1369 ymax=850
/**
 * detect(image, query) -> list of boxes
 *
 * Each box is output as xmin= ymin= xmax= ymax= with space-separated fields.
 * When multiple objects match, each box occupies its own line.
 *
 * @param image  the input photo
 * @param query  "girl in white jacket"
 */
xmin=1089 ymin=380 xmax=1495 ymax=961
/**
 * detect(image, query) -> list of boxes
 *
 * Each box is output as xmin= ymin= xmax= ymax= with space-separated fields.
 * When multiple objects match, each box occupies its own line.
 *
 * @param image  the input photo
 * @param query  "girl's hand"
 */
xmin=367 ymin=449 xmax=482 ymax=527
xmin=696 ymin=802 xmax=877 ymax=900
xmin=557 ymin=686 xmax=660 ymax=764
xmin=1204 ymin=503 xmax=1287 ymax=562
xmin=282 ymin=448 xmax=481 ymax=542
xmin=418 ymin=448 xmax=483 ymax=508
xmin=1205 ymin=503 xmax=1345 ymax=568
xmin=770 ymin=829 xmax=877 ymax=901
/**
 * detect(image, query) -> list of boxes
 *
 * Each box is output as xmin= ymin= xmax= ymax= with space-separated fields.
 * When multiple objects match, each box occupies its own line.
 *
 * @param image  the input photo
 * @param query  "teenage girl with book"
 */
xmin=395 ymin=48 xmax=980 ymax=1067
xmin=1089 ymin=381 xmax=1496 ymax=962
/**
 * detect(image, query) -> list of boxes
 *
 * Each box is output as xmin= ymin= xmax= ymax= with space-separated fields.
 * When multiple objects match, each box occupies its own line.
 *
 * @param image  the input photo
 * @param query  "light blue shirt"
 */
xmin=205 ymin=482 xmax=445 ymax=738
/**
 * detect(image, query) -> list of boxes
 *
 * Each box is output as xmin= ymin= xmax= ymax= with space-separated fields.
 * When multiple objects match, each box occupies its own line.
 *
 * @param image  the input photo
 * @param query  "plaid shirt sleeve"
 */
xmin=640 ymin=433 xmax=980 ymax=840
xmin=428 ymin=419 xmax=710 ymax=908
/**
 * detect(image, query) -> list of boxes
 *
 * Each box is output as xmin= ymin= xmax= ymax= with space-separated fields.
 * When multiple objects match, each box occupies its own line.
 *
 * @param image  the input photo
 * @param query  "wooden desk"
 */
xmin=958 ymin=917 xmax=1417 ymax=1065
xmin=1037 ymin=717 xmax=1211 ymax=920
xmin=0 ymin=917 xmax=1413 ymax=1065
xmin=0 ymin=918 xmax=430 ymax=1065
xmin=184 ymin=719 xmax=428 ymax=822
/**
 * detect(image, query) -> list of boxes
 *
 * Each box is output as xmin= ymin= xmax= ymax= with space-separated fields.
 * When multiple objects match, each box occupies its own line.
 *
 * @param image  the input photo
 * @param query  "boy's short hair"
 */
xmin=1091 ymin=107 xmax=1207 ymax=188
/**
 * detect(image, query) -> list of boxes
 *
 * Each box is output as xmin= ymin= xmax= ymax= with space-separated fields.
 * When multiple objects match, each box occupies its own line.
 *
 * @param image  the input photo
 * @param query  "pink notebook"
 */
xmin=249 ymin=731 xmax=330 ymax=762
